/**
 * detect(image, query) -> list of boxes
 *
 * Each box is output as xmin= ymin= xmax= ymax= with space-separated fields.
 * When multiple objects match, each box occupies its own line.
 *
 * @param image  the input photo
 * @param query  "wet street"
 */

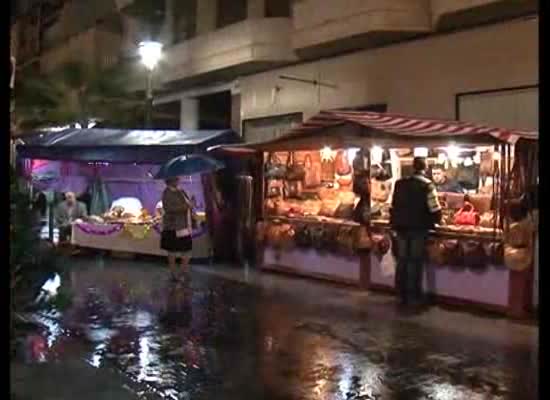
xmin=15 ymin=257 xmax=538 ymax=400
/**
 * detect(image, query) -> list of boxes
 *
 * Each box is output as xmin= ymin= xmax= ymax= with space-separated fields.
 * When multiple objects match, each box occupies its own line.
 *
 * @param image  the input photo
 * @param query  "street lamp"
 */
xmin=138 ymin=41 xmax=163 ymax=129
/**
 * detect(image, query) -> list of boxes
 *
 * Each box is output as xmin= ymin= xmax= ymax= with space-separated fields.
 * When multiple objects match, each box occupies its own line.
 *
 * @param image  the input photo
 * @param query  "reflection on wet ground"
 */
xmin=20 ymin=257 xmax=538 ymax=400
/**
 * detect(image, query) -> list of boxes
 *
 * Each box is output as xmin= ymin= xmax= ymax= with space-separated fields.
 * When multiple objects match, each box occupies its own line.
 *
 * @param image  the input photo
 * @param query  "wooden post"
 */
xmin=359 ymin=146 xmax=371 ymax=290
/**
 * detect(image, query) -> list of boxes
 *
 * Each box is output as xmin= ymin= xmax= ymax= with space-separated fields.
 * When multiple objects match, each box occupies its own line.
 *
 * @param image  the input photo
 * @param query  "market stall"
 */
xmin=214 ymin=110 xmax=538 ymax=317
xmin=17 ymin=128 xmax=241 ymax=261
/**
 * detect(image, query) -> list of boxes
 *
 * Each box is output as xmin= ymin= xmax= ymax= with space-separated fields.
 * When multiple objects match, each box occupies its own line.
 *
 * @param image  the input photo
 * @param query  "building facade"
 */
xmin=11 ymin=0 xmax=539 ymax=137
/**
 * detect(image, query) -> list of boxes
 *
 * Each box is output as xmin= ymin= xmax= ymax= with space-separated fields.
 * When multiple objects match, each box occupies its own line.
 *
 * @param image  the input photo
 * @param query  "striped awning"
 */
xmin=286 ymin=110 xmax=538 ymax=144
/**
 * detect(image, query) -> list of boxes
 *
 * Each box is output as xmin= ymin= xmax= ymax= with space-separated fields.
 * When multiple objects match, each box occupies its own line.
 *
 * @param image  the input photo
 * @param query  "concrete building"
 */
xmin=11 ymin=0 xmax=539 ymax=137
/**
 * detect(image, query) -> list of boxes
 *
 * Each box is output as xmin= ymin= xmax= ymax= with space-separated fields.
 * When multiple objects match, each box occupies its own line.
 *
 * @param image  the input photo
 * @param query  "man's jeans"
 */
xmin=394 ymin=231 xmax=428 ymax=305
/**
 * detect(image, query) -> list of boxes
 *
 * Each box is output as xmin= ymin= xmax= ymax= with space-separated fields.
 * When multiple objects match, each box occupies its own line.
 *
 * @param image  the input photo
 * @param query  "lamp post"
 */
xmin=138 ymin=41 xmax=163 ymax=129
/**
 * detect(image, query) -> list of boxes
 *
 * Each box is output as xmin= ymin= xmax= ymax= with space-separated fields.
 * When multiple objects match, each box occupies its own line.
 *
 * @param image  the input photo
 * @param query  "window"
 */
xmin=266 ymin=0 xmax=291 ymax=18
xmin=216 ymin=0 xmax=247 ymax=29
xmin=173 ymin=0 xmax=197 ymax=42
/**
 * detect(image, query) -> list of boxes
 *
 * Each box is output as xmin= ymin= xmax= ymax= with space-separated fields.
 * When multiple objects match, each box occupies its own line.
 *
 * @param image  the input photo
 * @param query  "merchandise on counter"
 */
xmin=319 ymin=199 xmax=341 ymax=217
xmin=479 ymin=211 xmax=496 ymax=228
xmin=506 ymin=218 xmax=535 ymax=247
xmin=321 ymin=159 xmax=335 ymax=182
xmin=334 ymin=202 xmax=354 ymax=219
xmin=88 ymin=215 xmax=105 ymax=224
xmin=453 ymin=202 xmax=480 ymax=226
xmin=336 ymin=173 xmax=353 ymax=188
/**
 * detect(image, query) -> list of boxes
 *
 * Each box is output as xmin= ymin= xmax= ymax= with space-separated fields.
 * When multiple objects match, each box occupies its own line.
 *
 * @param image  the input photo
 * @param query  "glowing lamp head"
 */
xmin=139 ymin=41 xmax=163 ymax=70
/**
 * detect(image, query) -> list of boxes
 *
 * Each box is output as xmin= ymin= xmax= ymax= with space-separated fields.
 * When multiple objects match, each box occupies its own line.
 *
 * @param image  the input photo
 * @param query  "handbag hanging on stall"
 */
xmin=303 ymin=153 xmax=322 ymax=188
xmin=265 ymin=153 xmax=286 ymax=179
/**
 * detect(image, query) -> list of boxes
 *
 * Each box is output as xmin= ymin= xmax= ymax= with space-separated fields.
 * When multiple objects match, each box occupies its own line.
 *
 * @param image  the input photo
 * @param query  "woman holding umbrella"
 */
xmin=160 ymin=176 xmax=194 ymax=281
xmin=156 ymin=154 xmax=225 ymax=281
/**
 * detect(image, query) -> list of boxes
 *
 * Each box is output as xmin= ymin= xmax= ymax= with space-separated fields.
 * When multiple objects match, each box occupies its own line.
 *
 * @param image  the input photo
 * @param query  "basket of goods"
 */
xmin=336 ymin=226 xmax=357 ymax=257
xmin=265 ymin=153 xmax=286 ymax=179
xmin=453 ymin=201 xmax=480 ymax=226
xmin=294 ymin=224 xmax=312 ymax=248
xmin=483 ymin=241 xmax=504 ymax=265
xmin=354 ymin=226 xmax=372 ymax=252
xmin=441 ymin=239 xmax=463 ymax=266
xmin=461 ymin=240 xmax=487 ymax=269
xmin=427 ymin=239 xmax=447 ymax=266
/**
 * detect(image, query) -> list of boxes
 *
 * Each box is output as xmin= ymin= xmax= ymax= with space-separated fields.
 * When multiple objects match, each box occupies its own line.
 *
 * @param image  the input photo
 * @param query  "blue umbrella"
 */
xmin=154 ymin=154 xmax=225 ymax=179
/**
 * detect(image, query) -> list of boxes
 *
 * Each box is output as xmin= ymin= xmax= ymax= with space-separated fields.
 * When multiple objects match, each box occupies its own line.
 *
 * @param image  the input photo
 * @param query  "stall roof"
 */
xmin=17 ymin=128 xmax=241 ymax=163
xmin=210 ymin=110 xmax=538 ymax=153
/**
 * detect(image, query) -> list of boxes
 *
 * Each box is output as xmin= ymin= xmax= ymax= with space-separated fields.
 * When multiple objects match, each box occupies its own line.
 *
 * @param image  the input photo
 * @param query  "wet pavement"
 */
xmin=13 ymin=257 xmax=538 ymax=400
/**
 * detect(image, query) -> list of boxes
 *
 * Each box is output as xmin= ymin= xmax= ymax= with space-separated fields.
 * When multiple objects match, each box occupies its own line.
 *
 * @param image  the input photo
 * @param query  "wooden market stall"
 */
xmin=213 ymin=110 xmax=538 ymax=318
xmin=16 ymin=128 xmax=242 ymax=262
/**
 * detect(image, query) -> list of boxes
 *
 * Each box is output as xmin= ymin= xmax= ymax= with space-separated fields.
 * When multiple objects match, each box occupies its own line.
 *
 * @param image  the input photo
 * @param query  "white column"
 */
xmin=180 ymin=97 xmax=199 ymax=130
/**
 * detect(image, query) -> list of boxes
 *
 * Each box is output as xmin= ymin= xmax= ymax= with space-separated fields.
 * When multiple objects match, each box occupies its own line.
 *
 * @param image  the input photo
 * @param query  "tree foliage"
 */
xmin=14 ymin=61 xmax=146 ymax=131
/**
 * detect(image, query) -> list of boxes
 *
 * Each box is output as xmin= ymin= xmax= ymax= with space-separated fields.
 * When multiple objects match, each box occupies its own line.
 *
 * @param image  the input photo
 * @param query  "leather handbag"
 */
xmin=483 ymin=241 xmax=504 ymax=265
xmin=285 ymin=152 xmax=306 ymax=181
xmin=442 ymin=239 xmax=462 ymax=266
xmin=506 ymin=218 xmax=534 ymax=247
xmin=468 ymin=194 xmax=492 ymax=214
xmin=461 ymin=240 xmax=487 ymax=269
xmin=337 ymin=174 xmax=353 ymax=188
xmin=265 ymin=199 xmax=278 ymax=215
xmin=335 ymin=150 xmax=352 ymax=176
xmin=504 ymin=245 xmax=533 ymax=271
xmin=479 ymin=150 xmax=494 ymax=177
xmin=371 ymin=179 xmax=392 ymax=203
xmin=453 ymin=201 xmax=480 ymax=226
xmin=354 ymin=226 xmax=372 ymax=251
xmin=303 ymin=154 xmax=321 ymax=188
xmin=479 ymin=211 xmax=496 ymax=228
xmin=265 ymin=153 xmax=286 ymax=179
xmin=284 ymin=180 xmax=303 ymax=199
xmin=266 ymin=179 xmax=284 ymax=198
xmin=321 ymin=159 xmax=335 ymax=182
xmin=427 ymin=239 xmax=447 ymax=266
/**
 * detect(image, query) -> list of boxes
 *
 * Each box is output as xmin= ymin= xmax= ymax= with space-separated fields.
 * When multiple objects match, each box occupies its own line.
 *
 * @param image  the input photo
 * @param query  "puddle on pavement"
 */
xmin=17 ymin=265 xmax=538 ymax=400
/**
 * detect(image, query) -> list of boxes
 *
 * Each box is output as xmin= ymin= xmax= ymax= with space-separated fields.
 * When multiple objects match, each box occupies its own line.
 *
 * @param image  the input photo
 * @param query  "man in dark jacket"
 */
xmin=390 ymin=157 xmax=442 ymax=309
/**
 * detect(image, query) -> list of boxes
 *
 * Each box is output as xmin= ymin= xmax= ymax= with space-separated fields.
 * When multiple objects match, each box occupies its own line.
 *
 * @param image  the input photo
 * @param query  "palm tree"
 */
xmin=14 ymin=61 xmax=146 ymax=132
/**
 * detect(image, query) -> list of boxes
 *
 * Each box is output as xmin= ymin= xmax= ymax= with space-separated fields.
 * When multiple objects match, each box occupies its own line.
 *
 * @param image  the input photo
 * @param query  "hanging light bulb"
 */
xmin=413 ymin=147 xmax=429 ymax=158
xmin=371 ymin=146 xmax=384 ymax=164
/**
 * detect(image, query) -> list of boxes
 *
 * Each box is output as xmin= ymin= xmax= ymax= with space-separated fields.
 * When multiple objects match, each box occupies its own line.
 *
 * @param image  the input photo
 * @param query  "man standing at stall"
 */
xmin=390 ymin=157 xmax=442 ymax=311
xmin=431 ymin=165 xmax=464 ymax=193
xmin=55 ymin=191 xmax=88 ymax=244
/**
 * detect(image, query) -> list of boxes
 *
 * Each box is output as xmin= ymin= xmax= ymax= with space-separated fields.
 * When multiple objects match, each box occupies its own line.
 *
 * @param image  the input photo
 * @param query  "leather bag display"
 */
xmin=284 ymin=180 xmax=303 ymax=199
xmin=266 ymin=179 xmax=284 ymax=198
xmin=335 ymin=150 xmax=352 ymax=176
xmin=285 ymin=152 xmax=306 ymax=181
xmin=303 ymin=154 xmax=322 ymax=188
xmin=354 ymin=226 xmax=372 ymax=252
xmin=506 ymin=218 xmax=534 ymax=248
xmin=453 ymin=201 xmax=480 ymax=226
xmin=319 ymin=199 xmax=341 ymax=217
xmin=371 ymin=179 xmax=392 ymax=203
xmin=265 ymin=153 xmax=286 ymax=179
xmin=427 ymin=239 xmax=447 ymax=266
